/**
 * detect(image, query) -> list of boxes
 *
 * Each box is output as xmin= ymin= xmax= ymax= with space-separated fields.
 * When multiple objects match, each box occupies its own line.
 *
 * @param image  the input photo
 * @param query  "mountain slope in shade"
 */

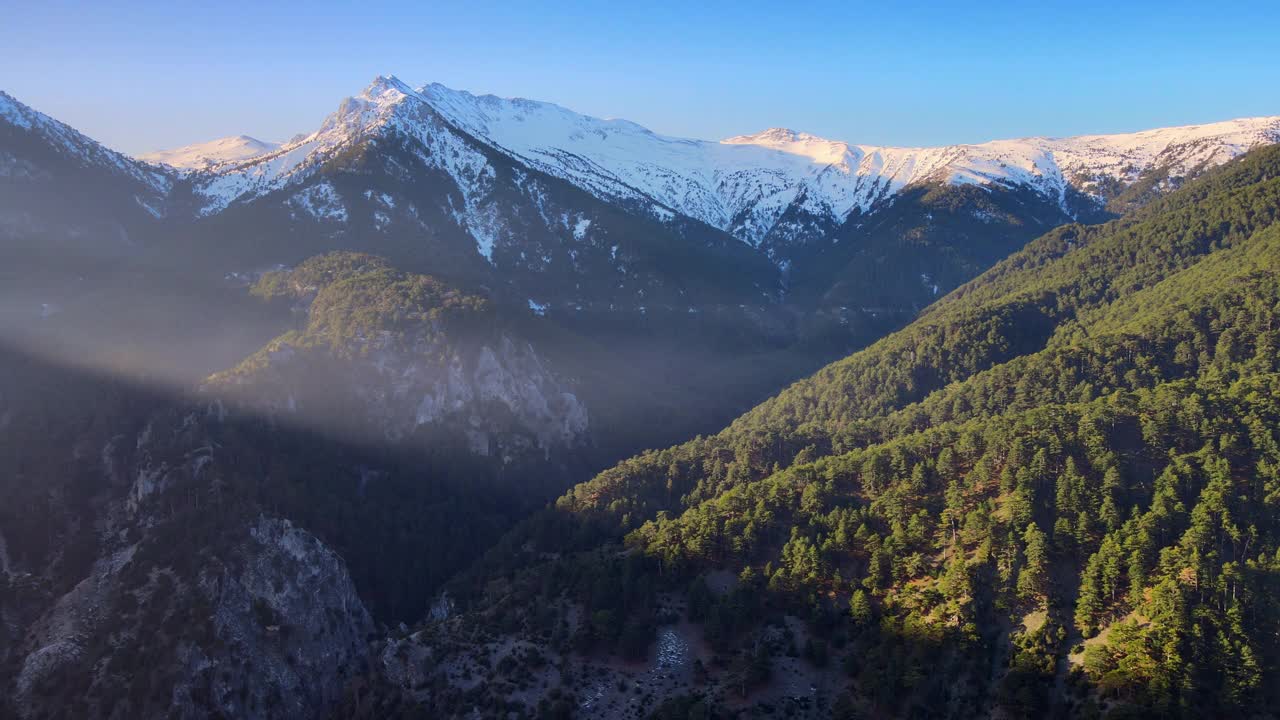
xmin=0 ymin=90 xmax=173 ymax=259
xmin=139 ymin=135 xmax=280 ymax=170
xmin=0 ymin=91 xmax=169 ymax=193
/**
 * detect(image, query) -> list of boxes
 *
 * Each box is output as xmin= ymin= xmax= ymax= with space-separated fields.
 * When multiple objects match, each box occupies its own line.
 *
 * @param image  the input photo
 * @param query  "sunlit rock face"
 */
xmin=411 ymin=334 xmax=590 ymax=455
xmin=202 ymin=253 xmax=588 ymax=461
xmin=209 ymin=328 xmax=588 ymax=460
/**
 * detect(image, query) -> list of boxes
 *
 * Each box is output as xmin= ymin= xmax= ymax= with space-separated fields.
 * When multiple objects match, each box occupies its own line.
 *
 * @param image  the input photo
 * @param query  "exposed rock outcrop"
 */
xmin=3 ymin=394 xmax=373 ymax=720
xmin=204 ymin=253 xmax=589 ymax=460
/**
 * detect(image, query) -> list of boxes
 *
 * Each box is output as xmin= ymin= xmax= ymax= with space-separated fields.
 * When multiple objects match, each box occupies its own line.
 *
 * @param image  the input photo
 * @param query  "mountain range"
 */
xmin=6 ymin=77 xmax=1279 ymax=315
xmin=152 ymin=76 xmax=1280 ymax=260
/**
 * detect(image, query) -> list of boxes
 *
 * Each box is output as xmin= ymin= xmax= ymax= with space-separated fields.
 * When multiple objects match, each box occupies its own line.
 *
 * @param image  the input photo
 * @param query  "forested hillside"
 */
xmin=391 ymin=145 xmax=1280 ymax=719
xmin=555 ymin=145 xmax=1280 ymax=530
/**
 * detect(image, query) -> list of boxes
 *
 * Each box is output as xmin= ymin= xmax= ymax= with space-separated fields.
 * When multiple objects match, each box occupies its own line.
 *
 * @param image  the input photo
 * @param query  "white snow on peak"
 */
xmin=139 ymin=135 xmax=280 ymax=170
xmin=722 ymin=127 xmax=854 ymax=166
xmin=189 ymin=75 xmax=423 ymax=215
xmin=186 ymin=75 xmax=514 ymax=262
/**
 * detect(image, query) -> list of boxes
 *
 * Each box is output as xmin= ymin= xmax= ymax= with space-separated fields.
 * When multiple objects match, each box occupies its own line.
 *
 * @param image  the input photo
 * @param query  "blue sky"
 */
xmin=3 ymin=0 xmax=1278 ymax=154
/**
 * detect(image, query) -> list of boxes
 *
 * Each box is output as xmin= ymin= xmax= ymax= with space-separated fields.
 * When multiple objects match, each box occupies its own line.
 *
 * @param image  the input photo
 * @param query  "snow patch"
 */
xmin=363 ymin=189 xmax=397 ymax=208
xmin=289 ymin=182 xmax=348 ymax=222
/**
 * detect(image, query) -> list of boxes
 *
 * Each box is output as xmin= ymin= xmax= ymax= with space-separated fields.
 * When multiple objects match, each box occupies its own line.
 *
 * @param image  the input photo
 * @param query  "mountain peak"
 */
xmin=722 ymin=127 xmax=844 ymax=145
xmin=363 ymin=74 xmax=414 ymax=99
xmin=726 ymin=127 xmax=805 ymax=143
xmin=312 ymin=75 xmax=422 ymax=140
xmin=721 ymin=127 xmax=853 ymax=166
xmin=138 ymin=135 xmax=281 ymax=169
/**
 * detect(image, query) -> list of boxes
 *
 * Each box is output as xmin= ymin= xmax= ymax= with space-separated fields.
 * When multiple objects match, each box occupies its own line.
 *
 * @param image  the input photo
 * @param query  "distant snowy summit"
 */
xmin=140 ymin=135 xmax=281 ymax=170
xmin=141 ymin=75 xmax=1280 ymax=251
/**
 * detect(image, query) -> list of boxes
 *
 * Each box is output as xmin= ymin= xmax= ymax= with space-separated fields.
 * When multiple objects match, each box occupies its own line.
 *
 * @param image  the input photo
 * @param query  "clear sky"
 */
xmin=4 ymin=0 xmax=1278 ymax=155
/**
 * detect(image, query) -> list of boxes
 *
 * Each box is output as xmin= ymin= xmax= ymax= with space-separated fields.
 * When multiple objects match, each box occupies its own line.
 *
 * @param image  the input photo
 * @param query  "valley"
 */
xmin=1 ymin=73 xmax=1278 ymax=719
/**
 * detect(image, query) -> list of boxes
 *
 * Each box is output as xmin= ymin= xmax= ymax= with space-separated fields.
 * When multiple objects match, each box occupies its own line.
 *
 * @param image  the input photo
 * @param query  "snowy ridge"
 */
xmin=186 ymin=75 xmax=501 ymax=230
xmin=0 ymin=90 xmax=171 ymax=194
xmin=187 ymin=76 xmax=416 ymax=215
xmin=140 ymin=135 xmax=280 ymax=170
xmin=419 ymin=83 xmax=1280 ymax=246
xmin=166 ymin=76 xmax=1279 ymax=251
xmin=184 ymin=76 xmax=521 ymax=264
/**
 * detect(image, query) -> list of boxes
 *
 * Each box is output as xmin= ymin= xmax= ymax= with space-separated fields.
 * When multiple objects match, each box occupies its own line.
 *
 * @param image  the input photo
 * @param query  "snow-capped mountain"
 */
xmin=170 ymin=76 xmax=1280 ymax=263
xmin=161 ymin=76 xmax=774 ymax=311
xmin=721 ymin=117 xmax=1280 ymax=210
xmin=423 ymin=84 xmax=1280 ymax=251
xmin=139 ymin=135 xmax=280 ymax=170
xmin=3 ymin=76 xmax=1278 ymax=314
xmin=185 ymin=76 xmax=483 ymax=218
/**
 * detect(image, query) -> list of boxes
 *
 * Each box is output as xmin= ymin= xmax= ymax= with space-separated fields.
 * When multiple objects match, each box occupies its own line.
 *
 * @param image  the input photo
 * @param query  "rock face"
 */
xmin=205 ymin=252 xmax=589 ymax=460
xmin=178 ymin=516 xmax=374 ymax=719
xmin=0 ymin=359 xmax=374 ymax=720
xmin=11 ymin=515 xmax=372 ymax=720
xmin=214 ymin=328 xmax=588 ymax=458
xmin=409 ymin=334 xmax=590 ymax=455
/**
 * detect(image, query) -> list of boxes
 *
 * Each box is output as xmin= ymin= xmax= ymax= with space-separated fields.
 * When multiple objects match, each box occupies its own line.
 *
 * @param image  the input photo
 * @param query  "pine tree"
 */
xmin=849 ymin=589 xmax=873 ymax=628
xmin=1017 ymin=523 xmax=1050 ymax=602
xmin=1075 ymin=557 xmax=1104 ymax=635
xmin=943 ymin=552 xmax=972 ymax=602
